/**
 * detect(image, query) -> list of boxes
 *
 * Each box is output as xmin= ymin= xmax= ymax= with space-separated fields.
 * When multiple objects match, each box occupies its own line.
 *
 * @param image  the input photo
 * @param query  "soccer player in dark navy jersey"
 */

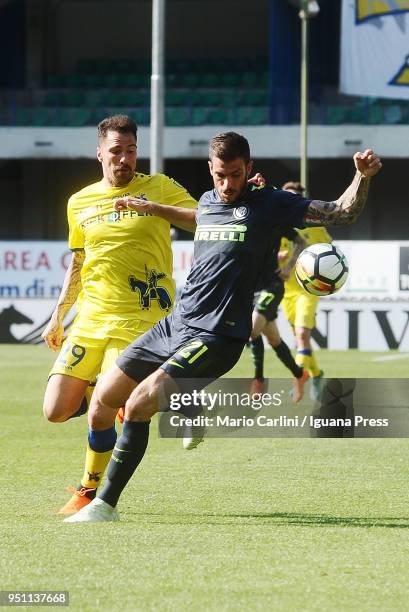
xmin=64 ymin=132 xmax=382 ymax=522
xmin=250 ymin=226 xmax=308 ymax=402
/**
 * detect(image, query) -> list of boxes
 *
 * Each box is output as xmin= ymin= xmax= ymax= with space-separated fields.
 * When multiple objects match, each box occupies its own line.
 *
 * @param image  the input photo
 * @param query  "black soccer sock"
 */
xmin=98 ymin=420 xmax=150 ymax=508
xmin=273 ymin=340 xmax=303 ymax=378
xmin=250 ymin=335 xmax=265 ymax=380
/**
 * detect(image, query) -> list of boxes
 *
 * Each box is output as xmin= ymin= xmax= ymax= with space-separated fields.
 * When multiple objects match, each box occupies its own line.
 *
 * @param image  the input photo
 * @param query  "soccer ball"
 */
xmin=295 ymin=243 xmax=348 ymax=296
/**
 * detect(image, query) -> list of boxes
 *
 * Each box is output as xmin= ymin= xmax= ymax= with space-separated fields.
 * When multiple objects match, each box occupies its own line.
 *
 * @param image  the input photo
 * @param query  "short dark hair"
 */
xmin=282 ymin=181 xmax=305 ymax=195
xmin=98 ymin=114 xmax=137 ymax=142
xmin=209 ymin=132 xmax=250 ymax=164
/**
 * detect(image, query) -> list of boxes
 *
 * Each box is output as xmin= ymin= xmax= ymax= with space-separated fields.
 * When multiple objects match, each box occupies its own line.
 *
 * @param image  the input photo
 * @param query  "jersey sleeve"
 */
xmin=67 ymin=197 xmax=85 ymax=250
xmin=160 ymin=175 xmax=198 ymax=210
xmin=272 ymin=189 xmax=311 ymax=229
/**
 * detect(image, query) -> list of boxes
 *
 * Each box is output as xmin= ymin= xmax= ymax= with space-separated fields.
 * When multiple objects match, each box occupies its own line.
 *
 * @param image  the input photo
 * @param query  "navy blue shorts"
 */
xmin=116 ymin=310 xmax=245 ymax=386
xmin=254 ymin=279 xmax=284 ymax=322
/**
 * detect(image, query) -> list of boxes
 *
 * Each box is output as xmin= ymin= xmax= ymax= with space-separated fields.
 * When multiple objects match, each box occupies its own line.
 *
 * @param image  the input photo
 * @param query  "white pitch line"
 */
xmin=372 ymin=353 xmax=409 ymax=362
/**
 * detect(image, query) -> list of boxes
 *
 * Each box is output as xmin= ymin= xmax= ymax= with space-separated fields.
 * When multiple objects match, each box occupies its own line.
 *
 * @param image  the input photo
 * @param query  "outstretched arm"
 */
xmin=42 ymin=250 xmax=84 ymax=350
xmin=304 ymin=149 xmax=382 ymax=227
xmin=115 ymin=197 xmax=197 ymax=232
xmin=115 ymin=172 xmax=266 ymax=232
xmin=278 ymin=233 xmax=307 ymax=281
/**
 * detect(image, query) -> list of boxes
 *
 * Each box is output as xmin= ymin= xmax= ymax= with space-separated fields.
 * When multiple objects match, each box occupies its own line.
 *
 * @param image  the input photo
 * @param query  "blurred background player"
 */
xmin=42 ymin=114 xmax=197 ymax=515
xmin=280 ymin=181 xmax=332 ymax=401
xmin=250 ymin=225 xmax=309 ymax=402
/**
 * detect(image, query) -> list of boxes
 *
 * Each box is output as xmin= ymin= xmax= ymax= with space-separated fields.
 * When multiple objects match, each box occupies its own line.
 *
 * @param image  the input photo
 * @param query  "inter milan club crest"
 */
xmin=233 ymin=205 xmax=249 ymax=220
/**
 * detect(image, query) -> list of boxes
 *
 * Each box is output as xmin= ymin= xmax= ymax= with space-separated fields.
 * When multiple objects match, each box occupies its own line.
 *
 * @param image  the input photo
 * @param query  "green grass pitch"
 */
xmin=1 ymin=345 xmax=409 ymax=610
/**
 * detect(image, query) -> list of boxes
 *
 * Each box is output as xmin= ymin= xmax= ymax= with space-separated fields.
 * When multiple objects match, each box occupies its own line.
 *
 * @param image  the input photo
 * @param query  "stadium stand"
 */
xmin=1 ymin=54 xmax=408 ymax=128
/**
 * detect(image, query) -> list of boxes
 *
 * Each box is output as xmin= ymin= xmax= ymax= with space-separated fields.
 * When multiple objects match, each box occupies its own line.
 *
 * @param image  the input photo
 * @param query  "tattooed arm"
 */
xmin=41 ymin=250 xmax=85 ymax=350
xmin=304 ymin=149 xmax=382 ymax=227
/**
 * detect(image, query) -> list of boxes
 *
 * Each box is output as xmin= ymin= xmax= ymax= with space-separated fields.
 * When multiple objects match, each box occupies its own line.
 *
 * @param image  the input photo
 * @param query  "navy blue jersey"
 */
xmin=257 ymin=225 xmax=299 ymax=290
xmin=177 ymin=186 xmax=310 ymax=339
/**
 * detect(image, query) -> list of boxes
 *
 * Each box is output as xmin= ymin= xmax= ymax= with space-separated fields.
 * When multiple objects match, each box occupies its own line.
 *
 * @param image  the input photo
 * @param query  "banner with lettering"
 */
xmin=340 ymin=0 xmax=409 ymax=99
xmin=0 ymin=241 xmax=408 ymax=349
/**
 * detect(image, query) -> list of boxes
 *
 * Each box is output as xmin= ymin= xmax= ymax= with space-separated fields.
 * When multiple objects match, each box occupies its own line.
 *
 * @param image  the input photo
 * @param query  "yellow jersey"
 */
xmin=281 ymin=226 xmax=332 ymax=294
xmin=67 ymin=172 xmax=197 ymax=341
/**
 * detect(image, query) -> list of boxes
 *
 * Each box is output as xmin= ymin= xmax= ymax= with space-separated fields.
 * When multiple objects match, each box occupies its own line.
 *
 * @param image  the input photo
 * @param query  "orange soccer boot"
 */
xmin=58 ymin=486 xmax=96 ymax=516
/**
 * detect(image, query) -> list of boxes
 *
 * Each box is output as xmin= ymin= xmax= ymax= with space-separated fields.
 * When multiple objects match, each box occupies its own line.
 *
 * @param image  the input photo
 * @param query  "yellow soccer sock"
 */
xmin=309 ymin=352 xmax=322 ymax=378
xmin=81 ymin=444 xmax=113 ymax=490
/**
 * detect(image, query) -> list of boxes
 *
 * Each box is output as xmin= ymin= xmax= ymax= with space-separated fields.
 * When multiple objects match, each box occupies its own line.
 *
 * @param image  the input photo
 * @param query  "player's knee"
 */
xmin=296 ymin=327 xmax=311 ymax=346
xmin=265 ymin=329 xmax=280 ymax=347
xmin=87 ymin=387 xmax=114 ymax=429
xmin=43 ymin=374 xmax=90 ymax=423
xmin=251 ymin=312 xmax=266 ymax=338
xmin=42 ymin=399 xmax=71 ymax=423
xmin=249 ymin=329 xmax=260 ymax=341
xmin=88 ymin=408 xmax=105 ymax=430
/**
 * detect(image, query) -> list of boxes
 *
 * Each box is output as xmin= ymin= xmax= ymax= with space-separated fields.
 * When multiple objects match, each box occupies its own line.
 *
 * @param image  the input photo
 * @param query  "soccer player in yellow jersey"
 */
xmin=280 ymin=181 xmax=332 ymax=401
xmin=42 ymin=115 xmax=197 ymax=514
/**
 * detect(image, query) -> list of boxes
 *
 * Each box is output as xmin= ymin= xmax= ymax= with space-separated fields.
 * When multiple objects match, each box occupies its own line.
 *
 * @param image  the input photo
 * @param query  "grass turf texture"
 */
xmin=1 ymin=344 xmax=409 ymax=611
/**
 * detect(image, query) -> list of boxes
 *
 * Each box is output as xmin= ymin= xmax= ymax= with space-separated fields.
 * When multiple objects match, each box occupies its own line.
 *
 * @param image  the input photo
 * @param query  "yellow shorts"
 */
xmin=282 ymin=291 xmax=319 ymax=330
xmin=49 ymin=323 xmax=152 ymax=383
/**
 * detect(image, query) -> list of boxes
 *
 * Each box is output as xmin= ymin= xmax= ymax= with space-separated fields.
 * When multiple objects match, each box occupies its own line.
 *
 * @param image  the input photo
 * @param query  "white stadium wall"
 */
xmin=0 ymin=240 xmax=408 ymax=350
xmin=1 ymin=125 xmax=409 ymax=160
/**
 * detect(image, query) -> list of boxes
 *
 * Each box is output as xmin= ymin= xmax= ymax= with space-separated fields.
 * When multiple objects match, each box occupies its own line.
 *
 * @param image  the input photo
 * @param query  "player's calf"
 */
xmin=124 ymin=368 xmax=177 ymax=422
xmin=87 ymin=364 xmax=137 ymax=430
